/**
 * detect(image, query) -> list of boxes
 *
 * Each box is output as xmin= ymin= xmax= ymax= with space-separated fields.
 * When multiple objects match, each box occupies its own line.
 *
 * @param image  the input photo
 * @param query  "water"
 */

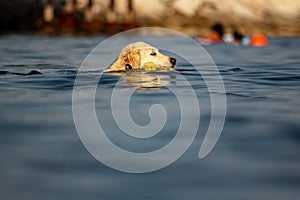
xmin=0 ymin=35 xmax=299 ymax=200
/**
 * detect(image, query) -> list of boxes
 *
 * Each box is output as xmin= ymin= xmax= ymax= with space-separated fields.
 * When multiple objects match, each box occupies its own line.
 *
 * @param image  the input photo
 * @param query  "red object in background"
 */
xmin=251 ymin=34 xmax=268 ymax=47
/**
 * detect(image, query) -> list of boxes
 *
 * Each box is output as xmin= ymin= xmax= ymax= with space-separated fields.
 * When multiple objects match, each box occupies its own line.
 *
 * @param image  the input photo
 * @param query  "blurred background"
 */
xmin=1 ymin=1 xmax=300 ymax=200
xmin=0 ymin=0 xmax=300 ymax=36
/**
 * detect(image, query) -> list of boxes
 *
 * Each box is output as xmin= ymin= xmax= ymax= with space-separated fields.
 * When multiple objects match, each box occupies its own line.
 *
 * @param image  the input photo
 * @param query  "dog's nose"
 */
xmin=170 ymin=57 xmax=176 ymax=66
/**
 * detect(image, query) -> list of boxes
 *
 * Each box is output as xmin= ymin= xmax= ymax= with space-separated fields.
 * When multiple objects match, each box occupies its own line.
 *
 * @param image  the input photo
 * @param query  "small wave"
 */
xmin=176 ymin=68 xmax=196 ymax=72
xmin=12 ymin=70 xmax=42 ymax=76
xmin=0 ymin=70 xmax=42 ymax=76
xmin=0 ymin=71 xmax=9 ymax=75
xmin=226 ymin=92 xmax=267 ymax=99
xmin=263 ymin=75 xmax=300 ymax=82
xmin=56 ymin=70 xmax=78 ymax=75
xmin=221 ymin=67 xmax=244 ymax=73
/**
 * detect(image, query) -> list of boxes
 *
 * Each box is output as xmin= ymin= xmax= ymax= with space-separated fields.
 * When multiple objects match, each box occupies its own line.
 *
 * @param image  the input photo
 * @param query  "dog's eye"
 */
xmin=150 ymin=52 xmax=156 ymax=56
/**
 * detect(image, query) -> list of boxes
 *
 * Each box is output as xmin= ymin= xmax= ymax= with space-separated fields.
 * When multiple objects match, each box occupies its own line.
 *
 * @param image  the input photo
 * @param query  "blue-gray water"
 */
xmin=0 ymin=35 xmax=299 ymax=200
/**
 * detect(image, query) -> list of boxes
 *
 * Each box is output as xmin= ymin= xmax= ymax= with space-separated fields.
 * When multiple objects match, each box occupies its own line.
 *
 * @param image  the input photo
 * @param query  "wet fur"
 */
xmin=104 ymin=42 xmax=175 ymax=72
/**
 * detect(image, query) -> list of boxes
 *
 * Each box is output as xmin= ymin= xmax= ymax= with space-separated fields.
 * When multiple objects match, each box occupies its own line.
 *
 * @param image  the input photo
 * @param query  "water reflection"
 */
xmin=106 ymin=69 xmax=177 ymax=89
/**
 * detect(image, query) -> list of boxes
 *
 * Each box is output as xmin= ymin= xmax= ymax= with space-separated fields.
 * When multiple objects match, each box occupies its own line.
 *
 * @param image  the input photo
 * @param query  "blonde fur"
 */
xmin=105 ymin=42 xmax=176 ymax=72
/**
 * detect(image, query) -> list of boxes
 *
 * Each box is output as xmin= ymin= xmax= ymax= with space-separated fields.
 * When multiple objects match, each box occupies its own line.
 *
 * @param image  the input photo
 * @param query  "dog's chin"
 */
xmin=161 ymin=63 xmax=175 ymax=70
xmin=165 ymin=64 xmax=175 ymax=69
xmin=142 ymin=62 xmax=175 ymax=71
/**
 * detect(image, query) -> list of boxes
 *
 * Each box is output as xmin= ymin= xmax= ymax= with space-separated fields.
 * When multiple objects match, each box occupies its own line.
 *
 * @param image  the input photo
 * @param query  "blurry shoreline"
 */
xmin=0 ymin=0 xmax=299 ymax=37
xmin=140 ymin=15 xmax=300 ymax=38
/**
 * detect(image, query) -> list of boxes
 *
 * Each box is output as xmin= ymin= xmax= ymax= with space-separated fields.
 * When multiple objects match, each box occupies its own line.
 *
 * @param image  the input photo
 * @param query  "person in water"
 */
xmin=233 ymin=29 xmax=244 ymax=45
xmin=209 ymin=23 xmax=224 ymax=43
xmin=197 ymin=23 xmax=224 ymax=45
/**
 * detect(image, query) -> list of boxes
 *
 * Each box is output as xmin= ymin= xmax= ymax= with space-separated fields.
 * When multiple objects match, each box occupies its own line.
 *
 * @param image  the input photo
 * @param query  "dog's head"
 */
xmin=106 ymin=42 xmax=176 ymax=72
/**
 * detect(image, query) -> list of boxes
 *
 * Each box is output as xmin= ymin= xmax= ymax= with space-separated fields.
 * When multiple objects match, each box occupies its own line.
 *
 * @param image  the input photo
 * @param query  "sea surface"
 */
xmin=0 ymin=35 xmax=299 ymax=200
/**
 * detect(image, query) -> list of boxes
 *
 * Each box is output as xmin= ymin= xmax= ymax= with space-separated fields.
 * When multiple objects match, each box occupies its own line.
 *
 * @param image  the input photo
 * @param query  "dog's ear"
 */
xmin=104 ymin=49 xmax=141 ymax=72
xmin=123 ymin=50 xmax=141 ymax=70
